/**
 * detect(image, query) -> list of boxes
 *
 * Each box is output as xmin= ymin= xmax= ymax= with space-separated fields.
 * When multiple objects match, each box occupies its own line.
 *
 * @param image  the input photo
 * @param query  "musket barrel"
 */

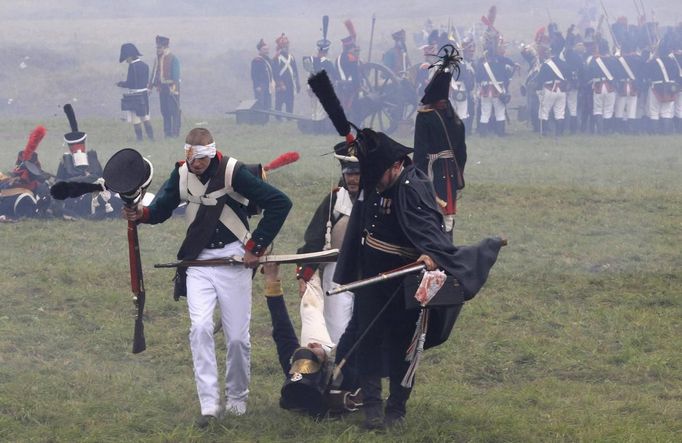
xmin=326 ymin=263 xmax=425 ymax=296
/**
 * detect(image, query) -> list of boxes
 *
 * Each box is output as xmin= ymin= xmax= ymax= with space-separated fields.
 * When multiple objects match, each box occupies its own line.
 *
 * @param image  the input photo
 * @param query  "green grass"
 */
xmin=1 ymin=117 xmax=681 ymax=442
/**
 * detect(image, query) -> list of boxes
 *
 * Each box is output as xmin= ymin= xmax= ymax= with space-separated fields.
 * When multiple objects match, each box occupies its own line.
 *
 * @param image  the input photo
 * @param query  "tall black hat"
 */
xmin=119 ymin=43 xmax=142 ymax=63
xmin=355 ymin=128 xmax=412 ymax=192
xmin=63 ymin=104 xmax=86 ymax=145
xmin=333 ymin=141 xmax=360 ymax=173
xmin=102 ymin=148 xmax=153 ymax=205
xmin=421 ymin=45 xmax=462 ymax=105
xmin=155 ymin=35 xmax=170 ymax=47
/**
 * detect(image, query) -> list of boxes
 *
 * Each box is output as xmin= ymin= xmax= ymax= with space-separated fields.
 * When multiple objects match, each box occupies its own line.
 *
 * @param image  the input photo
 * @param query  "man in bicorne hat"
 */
xmin=382 ymin=29 xmax=411 ymax=75
xmin=414 ymin=55 xmax=467 ymax=236
xmin=123 ymin=127 xmax=291 ymax=427
xmin=251 ymin=38 xmax=275 ymax=118
xmin=149 ymin=35 xmax=181 ymax=138
xmin=296 ymin=142 xmax=361 ymax=344
xmin=273 ymin=33 xmax=301 ymax=116
xmin=333 ymin=128 xmax=503 ymax=429
xmin=117 ymin=43 xmax=154 ymax=142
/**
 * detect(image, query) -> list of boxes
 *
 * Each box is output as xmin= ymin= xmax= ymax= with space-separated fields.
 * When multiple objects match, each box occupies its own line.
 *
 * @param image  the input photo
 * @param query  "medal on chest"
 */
xmin=379 ymin=197 xmax=392 ymax=215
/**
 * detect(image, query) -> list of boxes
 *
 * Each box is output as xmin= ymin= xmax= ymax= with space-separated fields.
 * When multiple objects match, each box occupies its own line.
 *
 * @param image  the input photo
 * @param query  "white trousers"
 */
xmin=593 ymin=85 xmax=616 ymax=118
xmin=299 ymin=273 xmax=334 ymax=349
xmin=614 ymin=95 xmax=638 ymax=120
xmin=538 ymin=89 xmax=566 ymax=121
xmin=566 ymin=90 xmax=578 ymax=117
xmin=186 ymin=242 xmax=252 ymax=416
xmin=479 ymin=95 xmax=506 ymax=123
xmin=674 ymin=93 xmax=682 ymax=118
xmin=125 ymin=111 xmax=150 ymax=124
xmin=320 ymin=262 xmax=354 ymax=344
xmin=647 ymin=88 xmax=674 ymax=120
xmin=453 ymin=97 xmax=470 ymax=119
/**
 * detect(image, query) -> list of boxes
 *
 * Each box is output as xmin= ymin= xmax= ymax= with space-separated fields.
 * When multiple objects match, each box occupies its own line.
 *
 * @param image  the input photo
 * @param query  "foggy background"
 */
xmin=1 ymin=0 xmax=680 ymax=118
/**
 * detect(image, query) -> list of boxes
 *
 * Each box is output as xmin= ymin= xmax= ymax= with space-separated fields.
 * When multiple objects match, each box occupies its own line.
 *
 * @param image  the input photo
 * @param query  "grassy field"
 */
xmin=1 ymin=117 xmax=681 ymax=442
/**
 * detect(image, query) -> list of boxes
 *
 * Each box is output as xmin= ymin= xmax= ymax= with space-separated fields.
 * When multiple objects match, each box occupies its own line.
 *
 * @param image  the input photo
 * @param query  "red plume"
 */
xmin=481 ymin=5 xmax=497 ymax=28
xmin=22 ymin=125 xmax=47 ymax=161
xmin=344 ymin=19 xmax=357 ymax=40
xmin=263 ymin=151 xmax=300 ymax=171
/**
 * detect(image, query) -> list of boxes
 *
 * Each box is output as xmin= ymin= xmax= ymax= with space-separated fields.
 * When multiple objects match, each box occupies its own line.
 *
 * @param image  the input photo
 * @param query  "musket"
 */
xmin=326 ymin=261 xmax=426 ymax=296
xmin=154 ymin=249 xmax=339 ymax=269
xmin=128 ymin=218 xmax=146 ymax=354
xmin=599 ymin=0 xmax=621 ymax=52
xmin=367 ymin=13 xmax=376 ymax=63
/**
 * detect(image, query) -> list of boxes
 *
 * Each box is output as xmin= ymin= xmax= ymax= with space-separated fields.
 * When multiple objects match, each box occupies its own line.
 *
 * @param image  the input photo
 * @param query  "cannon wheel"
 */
xmin=357 ymin=62 xmax=417 ymax=134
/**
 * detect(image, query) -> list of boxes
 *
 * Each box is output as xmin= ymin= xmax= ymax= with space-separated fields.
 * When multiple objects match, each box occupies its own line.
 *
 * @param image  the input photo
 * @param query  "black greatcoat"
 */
xmin=334 ymin=163 xmax=504 ymax=350
xmin=413 ymin=105 xmax=467 ymax=215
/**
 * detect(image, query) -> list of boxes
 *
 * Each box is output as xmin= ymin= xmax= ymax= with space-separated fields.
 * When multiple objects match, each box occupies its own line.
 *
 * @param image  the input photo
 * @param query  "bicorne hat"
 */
xmin=355 ymin=128 xmax=412 ymax=192
xmin=119 ymin=43 xmax=142 ymax=63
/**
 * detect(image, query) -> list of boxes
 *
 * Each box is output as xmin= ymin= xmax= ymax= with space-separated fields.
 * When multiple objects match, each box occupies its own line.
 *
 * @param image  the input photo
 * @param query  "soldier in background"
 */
xmin=536 ymin=33 xmax=569 ymax=136
xmin=414 ymin=49 xmax=467 ymax=236
xmin=150 ymin=35 xmax=181 ymax=138
xmin=587 ymin=37 xmax=617 ymax=134
xmin=562 ymin=26 xmax=585 ymax=135
xmin=117 ymin=43 xmax=154 ymax=142
xmin=382 ymin=29 xmax=411 ymax=76
xmin=644 ymin=32 xmax=679 ymax=134
xmin=335 ymin=20 xmax=362 ymax=114
xmin=251 ymin=38 xmax=275 ymax=120
xmin=671 ymin=26 xmax=682 ymax=133
xmin=476 ymin=36 xmax=515 ymax=136
xmin=612 ymin=26 xmax=644 ymax=134
xmin=451 ymin=37 xmax=476 ymax=135
xmin=273 ymin=34 xmax=301 ymax=117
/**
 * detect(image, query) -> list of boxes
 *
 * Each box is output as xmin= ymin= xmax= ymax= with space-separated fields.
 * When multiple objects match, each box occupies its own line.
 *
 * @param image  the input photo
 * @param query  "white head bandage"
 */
xmin=184 ymin=142 xmax=216 ymax=162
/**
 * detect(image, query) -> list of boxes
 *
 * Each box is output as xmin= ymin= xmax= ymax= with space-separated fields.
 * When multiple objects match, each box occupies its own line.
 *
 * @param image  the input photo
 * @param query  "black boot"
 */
xmin=675 ymin=117 xmax=682 ymax=134
xmin=540 ymin=119 xmax=550 ymax=136
xmin=361 ymin=376 xmax=384 ymax=430
xmin=594 ymin=115 xmax=604 ymax=135
xmin=143 ymin=121 xmax=155 ymax=141
xmin=569 ymin=116 xmax=578 ymax=134
xmin=385 ymin=382 xmax=412 ymax=429
xmin=555 ymin=119 xmax=565 ymax=137
xmin=662 ymin=118 xmax=674 ymax=135
xmin=478 ymin=121 xmax=489 ymax=137
xmin=494 ymin=120 xmax=506 ymax=136
xmin=133 ymin=124 xmax=143 ymax=141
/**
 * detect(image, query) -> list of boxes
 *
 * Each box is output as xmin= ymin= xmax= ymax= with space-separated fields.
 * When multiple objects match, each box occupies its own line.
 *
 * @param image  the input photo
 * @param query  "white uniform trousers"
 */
xmin=674 ymin=92 xmax=682 ymax=118
xmin=593 ymin=84 xmax=616 ymax=118
xmin=566 ymin=89 xmax=578 ymax=117
xmin=479 ymin=95 xmax=506 ymax=123
xmin=614 ymin=95 xmax=638 ymax=120
xmin=538 ymin=89 xmax=566 ymax=121
xmin=647 ymin=87 xmax=675 ymax=120
xmin=452 ymin=97 xmax=470 ymax=119
xmin=320 ymin=262 xmax=354 ymax=344
xmin=186 ymin=242 xmax=252 ymax=417
xmin=299 ymin=273 xmax=335 ymax=349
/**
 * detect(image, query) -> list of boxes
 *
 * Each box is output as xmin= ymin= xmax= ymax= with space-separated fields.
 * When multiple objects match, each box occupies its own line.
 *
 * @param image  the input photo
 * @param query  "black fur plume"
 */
xmin=307 ymin=70 xmax=351 ymax=137
xmin=50 ymin=181 xmax=105 ymax=200
xmin=63 ymin=104 xmax=78 ymax=133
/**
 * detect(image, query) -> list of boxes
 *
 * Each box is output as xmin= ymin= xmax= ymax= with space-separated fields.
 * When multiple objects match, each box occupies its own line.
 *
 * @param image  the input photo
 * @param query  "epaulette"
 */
xmin=175 ymin=160 xmax=186 ymax=168
xmin=331 ymin=186 xmax=341 ymax=193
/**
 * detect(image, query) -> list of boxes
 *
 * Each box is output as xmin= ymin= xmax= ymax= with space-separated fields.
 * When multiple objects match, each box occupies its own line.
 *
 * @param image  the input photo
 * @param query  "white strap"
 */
xmin=595 ymin=57 xmax=614 ymax=81
xmin=545 ymin=59 xmax=566 ymax=81
xmin=618 ymin=57 xmax=636 ymax=80
xmin=336 ymin=56 xmax=347 ymax=80
xmin=278 ymin=54 xmax=293 ymax=77
xmin=483 ymin=62 xmax=504 ymax=94
xmin=656 ymin=58 xmax=671 ymax=83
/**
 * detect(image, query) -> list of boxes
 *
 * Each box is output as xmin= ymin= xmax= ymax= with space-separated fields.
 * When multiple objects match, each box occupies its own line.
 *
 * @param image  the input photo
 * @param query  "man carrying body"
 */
xmin=149 ymin=35 xmax=181 ymax=138
xmin=333 ymin=128 xmax=504 ymax=429
xmin=123 ymin=127 xmax=291 ymax=427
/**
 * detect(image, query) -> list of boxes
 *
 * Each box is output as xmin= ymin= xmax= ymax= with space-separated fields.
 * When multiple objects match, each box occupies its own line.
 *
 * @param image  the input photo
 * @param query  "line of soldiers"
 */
xmin=520 ymin=19 xmax=682 ymax=136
